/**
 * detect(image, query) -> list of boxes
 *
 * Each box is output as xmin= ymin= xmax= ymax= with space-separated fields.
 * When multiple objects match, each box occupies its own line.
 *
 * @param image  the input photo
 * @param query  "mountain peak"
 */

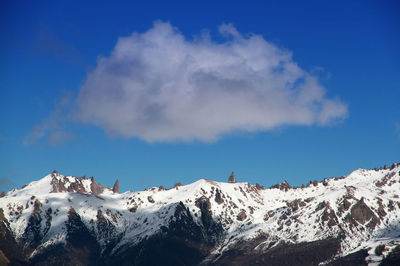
xmin=16 ymin=172 xmax=112 ymax=196
xmin=112 ymin=179 xmax=120 ymax=193
xmin=228 ymin=171 xmax=237 ymax=183
xmin=1 ymin=163 xmax=400 ymax=265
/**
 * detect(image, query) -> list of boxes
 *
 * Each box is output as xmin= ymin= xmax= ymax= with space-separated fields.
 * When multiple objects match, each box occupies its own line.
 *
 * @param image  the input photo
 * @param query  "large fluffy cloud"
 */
xmin=76 ymin=21 xmax=347 ymax=142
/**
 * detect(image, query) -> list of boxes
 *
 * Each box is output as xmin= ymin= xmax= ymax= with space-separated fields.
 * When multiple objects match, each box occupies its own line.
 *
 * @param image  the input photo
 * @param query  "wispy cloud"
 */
xmin=32 ymin=26 xmax=84 ymax=67
xmin=24 ymin=91 xmax=76 ymax=146
xmin=75 ymin=21 xmax=348 ymax=142
xmin=0 ymin=178 xmax=14 ymax=192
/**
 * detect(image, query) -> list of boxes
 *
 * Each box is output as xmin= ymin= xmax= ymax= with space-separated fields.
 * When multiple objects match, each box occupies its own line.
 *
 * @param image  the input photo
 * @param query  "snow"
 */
xmin=1 ymin=165 xmax=400 ymax=262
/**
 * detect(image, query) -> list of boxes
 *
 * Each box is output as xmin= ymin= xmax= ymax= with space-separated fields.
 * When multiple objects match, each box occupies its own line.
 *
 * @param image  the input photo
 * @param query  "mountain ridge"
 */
xmin=1 ymin=163 xmax=400 ymax=265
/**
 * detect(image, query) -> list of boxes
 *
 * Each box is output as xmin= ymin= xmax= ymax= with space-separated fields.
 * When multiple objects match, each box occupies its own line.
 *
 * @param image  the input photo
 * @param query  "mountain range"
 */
xmin=1 ymin=163 xmax=400 ymax=265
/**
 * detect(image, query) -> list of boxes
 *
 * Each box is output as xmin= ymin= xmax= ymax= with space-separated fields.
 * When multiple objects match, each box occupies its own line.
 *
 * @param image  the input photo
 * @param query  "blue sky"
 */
xmin=1 ymin=0 xmax=399 ymax=192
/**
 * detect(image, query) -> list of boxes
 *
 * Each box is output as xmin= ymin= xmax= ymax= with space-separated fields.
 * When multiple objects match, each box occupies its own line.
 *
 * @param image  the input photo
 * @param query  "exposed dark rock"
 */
xmin=215 ymin=238 xmax=341 ymax=266
xmin=112 ymin=179 xmax=120 ymax=194
xmin=67 ymin=180 xmax=86 ymax=193
xmin=287 ymin=199 xmax=306 ymax=212
xmin=147 ymin=196 xmax=155 ymax=203
xmin=327 ymin=249 xmax=368 ymax=265
xmin=0 ymin=250 xmax=10 ymax=265
xmin=50 ymin=177 xmax=67 ymax=193
xmin=195 ymin=196 xmax=213 ymax=228
xmin=0 ymin=208 xmax=27 ymax=264
xmin=337 ymin=198 xmax=352 ymax=217
xmin=315 ymin=201 xmax=328 ymax=212
xmin=255 ymin=183 xmax=264 ymax=190
xmin=380 ymin=245 xmax=400 ymax=265
xmin=375 ymin=244 xmax=385 ymax=256
xmin=50 ymin=174 xmax=90 ymax=194
xmin=344 ymin=198 xmax=380 ymax=229
xmin=228 ymin=172 xmax=237 ymax=183
xmin=270 ymin=180 xmax=292 ymax=191
xmin=90 ymin=177 xmax=105 ymax=195
xmin=376 ymin=198 xmax=387 ymax=219
xmin=0 ymin=192 xmax=5 ymax=198
xmin=107 ymin=202 xmax=222 ymax=266
xmin=388 ymin=200 xmax=395 ymax=211
xmin=95 ymin=210 xmax=119 ymax=253
xmin=321 ymin=205 xmax=338 ymax=227
xmin=174 ymin=182 xmax=183 ymax=188
xmin=29 ymin=207 xmax=101 ymax=266
xmin=237 ymin=210 xmax=247 ymax=221
xmin=344 ymin=186 xmax=356 ymax=200
xmin=129 ymin=205 xmax=138 ymax=213
xmin=375 ymin=172 xmax=396 ymax=187
xmin=43 ymin=207 xmax=52 ymax=236
xmin=214 ymin=189 xmax=223 ymax=205
xmin=22 ymin=199 xmax=44 ymax=249
xmin=194 ymin=197 xmax=223 ymax=244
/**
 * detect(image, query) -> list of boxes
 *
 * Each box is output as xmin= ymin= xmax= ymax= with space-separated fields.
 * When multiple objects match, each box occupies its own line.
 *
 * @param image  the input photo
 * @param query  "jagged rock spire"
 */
xmin=113 ymin=179 xmax=120 ymax=194
xmin=228 ymin=171 xmax=237 ymax=183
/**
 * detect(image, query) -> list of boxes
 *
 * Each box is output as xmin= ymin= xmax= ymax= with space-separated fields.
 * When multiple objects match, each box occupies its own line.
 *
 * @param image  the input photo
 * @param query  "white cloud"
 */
xmin=76 ymin=21 xmax=348 ymax=142
xmin=24 ymin=91 xmax=76 ymax=146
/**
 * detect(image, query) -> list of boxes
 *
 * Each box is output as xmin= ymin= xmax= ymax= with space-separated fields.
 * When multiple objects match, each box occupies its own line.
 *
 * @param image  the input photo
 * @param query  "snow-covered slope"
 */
xmin=1 ymin=164 xmax=400 ymax=265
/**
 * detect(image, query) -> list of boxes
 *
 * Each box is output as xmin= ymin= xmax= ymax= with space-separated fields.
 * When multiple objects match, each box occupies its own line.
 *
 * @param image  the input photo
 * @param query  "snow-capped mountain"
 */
xmin=1 ymin=164 xmax=400 ymax=265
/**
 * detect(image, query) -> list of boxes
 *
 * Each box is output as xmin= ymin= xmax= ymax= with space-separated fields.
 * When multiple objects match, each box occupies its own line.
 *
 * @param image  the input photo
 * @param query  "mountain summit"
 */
xmin=1 ymin=163 xmax=400 ymax=265
xmin=228 ymin=171 xmax=237 ymax=183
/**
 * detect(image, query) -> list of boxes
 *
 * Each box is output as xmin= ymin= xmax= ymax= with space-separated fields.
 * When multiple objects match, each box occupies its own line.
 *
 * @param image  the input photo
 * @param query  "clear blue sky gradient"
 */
xmin=1 ymin=0 xmax=399 ymax=192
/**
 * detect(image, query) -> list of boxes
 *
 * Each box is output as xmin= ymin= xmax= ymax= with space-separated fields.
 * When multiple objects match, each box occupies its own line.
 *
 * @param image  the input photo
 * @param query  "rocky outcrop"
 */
xmin=173 ymin=182 xmax=183 ymax=188
xmin=344 ymin=198 xmax=380 ymax=229
xmin=195 ymin=196 xmax=213 ymax=229
xmin=51 ymin=172 xmax=90 ymax=194
xmin=214 ymin=188 xmax=224 ymax=204
xmin=29 ymin=208 xmax=101 ymax=266
xmin=228 ymin=172 xmax=237 ymax=183
xmin=112 ymin=179 xmax=120 ymax=194
xmin=380 ymin=245 xmax=400 ymax=265
xmin=90 ymin=177 xmax=105 ymax=195
xmin=237 ymin=210 xmax=247 ymax=221
xmin=22 ymin=199 xmax=43 ymax=248
xmin=0 ymin=208 xmax=26 ymax=264
xmin=195 ymin=196 xmax=223 ymax=243
xmin=270 ymin=180 xmax=292 ymax=191
xmin=49 ymin=173 xmax=114 ymax=195
xmin=147 ymin=196 xmax=154 ymax=203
